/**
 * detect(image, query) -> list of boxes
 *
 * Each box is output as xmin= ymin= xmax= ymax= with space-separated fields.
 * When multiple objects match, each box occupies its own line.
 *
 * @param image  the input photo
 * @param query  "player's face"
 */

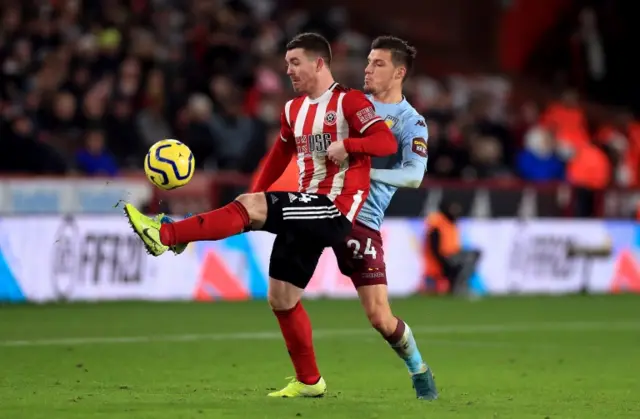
xmin=364 ymin=49 xmax=403 ymax=94
xmin=285 ymin=48 xmax=319 ymax=94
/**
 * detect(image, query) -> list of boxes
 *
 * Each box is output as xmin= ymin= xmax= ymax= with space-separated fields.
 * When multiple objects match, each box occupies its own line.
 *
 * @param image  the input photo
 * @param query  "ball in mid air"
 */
xmin=144 ymin=139 xmax=195 ymax=190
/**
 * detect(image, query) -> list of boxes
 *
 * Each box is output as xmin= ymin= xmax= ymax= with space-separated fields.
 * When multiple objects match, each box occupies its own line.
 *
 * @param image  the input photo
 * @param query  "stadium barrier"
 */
xmin=3 ymin=175 xmax=640 ymax=218
xmin=1 ymin=215 xmax=638 ymax=303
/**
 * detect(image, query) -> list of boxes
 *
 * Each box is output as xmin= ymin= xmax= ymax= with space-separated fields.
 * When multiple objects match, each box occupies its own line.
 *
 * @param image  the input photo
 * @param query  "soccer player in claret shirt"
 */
xmin=331 ymin=36 xmax=437 ymax=400
xmin=122 ymin=32 xmax=397 ymax=397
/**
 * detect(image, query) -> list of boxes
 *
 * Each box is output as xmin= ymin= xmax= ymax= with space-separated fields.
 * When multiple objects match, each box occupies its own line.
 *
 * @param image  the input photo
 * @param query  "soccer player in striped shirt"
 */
xmin=122 ymin=33 xmax=397 ymax=397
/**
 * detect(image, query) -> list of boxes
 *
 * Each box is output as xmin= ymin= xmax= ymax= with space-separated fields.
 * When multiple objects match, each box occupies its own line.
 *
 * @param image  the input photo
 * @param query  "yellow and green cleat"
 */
xmin=267 ymin=377 xmax=327 ymax=398
xmin=123 ymin=203 xmax=168 ymax=257
xmin=123 ymin=204 xmax=191 ymax=257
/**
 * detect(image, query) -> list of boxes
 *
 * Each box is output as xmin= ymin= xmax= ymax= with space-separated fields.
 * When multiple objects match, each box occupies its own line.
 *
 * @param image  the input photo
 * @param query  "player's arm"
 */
xmin=370 ymin=116 xmax=428 ymax=188
xmin=341 ymin=91 xmax=397 ymax=157
xmin=250 ymin=109 xmax=295 ymax=193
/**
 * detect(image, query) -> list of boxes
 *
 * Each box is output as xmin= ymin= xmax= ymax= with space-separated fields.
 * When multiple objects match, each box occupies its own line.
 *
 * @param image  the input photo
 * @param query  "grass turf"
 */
xmin=1 ymin=294 xmax=639 ymax=418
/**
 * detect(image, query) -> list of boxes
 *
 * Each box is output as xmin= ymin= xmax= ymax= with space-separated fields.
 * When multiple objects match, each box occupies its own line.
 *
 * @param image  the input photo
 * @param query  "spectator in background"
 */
xmin=42 ymin=91 xmax=82 ymax=159
xmin=2 ymin=113 xmax=67 ymax=174
xmin=113 ymin=57 xmax=141 ymax=106
xmin=426 ymin=119 xmax=468 ymax=179
xmin=182 ymin=93 xmax=218 ymax=169
xmin=75 ymin=130 xmax=118 ymax=176
xmin=567 ymin=141 xmax=611 ymax=217
xmin=463 ymin=136 xmax=512 ymax=179
xmin=81 ymin=81 xmax=109 ymax=131
xmin=423 ymin=199 xmax=481 ymax=296
xmin=208 ymin=75 xmax=260 ymax=170
xmin=136 ymin=95 xmax=173 ymax=150
xmin=510 ymin=100 xmax=540 ymax=149
xmin=540 ymin=88 xmax=590 ymax=160
xmin=105 ymin=97 xmax=143 ymax=167
xmin=468 ymin=94 xmax=516 ymax=166
xmin=595 ymin=112 xmax=640 ymax=187
xmin=517 ymin=126 xmax=565 ymax=182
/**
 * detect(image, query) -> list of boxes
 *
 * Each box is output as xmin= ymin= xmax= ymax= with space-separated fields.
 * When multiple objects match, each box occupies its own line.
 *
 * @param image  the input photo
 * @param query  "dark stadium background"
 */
xmin=2 ymin=0 xmax=640 ymax=217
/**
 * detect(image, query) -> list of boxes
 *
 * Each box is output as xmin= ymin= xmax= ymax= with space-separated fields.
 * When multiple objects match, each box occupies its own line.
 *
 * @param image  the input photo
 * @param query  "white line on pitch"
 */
xmin=0 ymin=320 xmax=638 ymax=348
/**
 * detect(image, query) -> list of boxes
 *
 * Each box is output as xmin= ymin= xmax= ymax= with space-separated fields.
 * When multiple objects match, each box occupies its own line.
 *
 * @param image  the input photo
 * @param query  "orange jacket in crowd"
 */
xmin=540 ymin=101 xmax=590 ymax=151
xmin=424 ymin=211 xmax=461 ymax=279
xmin=250 ymin=155 xmax=298 ymax=192
xmin=566 ymin=143 xmax=611 ymax=190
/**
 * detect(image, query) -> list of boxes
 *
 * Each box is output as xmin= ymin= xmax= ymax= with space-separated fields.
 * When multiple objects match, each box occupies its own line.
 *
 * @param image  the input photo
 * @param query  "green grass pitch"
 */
xmin=1 ymin=295 xmax=639 ymax=418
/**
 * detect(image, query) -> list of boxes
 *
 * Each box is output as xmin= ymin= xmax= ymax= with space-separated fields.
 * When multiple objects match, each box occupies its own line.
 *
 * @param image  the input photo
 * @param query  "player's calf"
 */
xmin=358 ymin=284 xmax=398 ymax=336
xmin=358 ymin=286 xmax=426 ymax=373
xmin=156 ymin=192 xmax=271 ymax=246
xmin=269 ymin=277 xmax=322 ymax=388
xmin=356 ymin=284 xmax=437 ymax=400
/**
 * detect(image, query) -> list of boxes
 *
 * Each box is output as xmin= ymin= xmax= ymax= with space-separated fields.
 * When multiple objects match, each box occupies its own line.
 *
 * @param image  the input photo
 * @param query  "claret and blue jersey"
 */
xmin=356 ymin=96 xmax=428 ymax=231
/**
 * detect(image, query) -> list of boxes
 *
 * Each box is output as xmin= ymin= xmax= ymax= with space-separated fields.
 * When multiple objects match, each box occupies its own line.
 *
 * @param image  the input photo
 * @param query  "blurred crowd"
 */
xmin=1 ymin=0 xmax=640 ymax=193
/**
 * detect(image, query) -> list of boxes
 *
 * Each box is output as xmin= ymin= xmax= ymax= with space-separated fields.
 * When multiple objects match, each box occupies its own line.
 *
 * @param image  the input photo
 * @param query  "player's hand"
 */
xmin=327 ymin=141 xmax=348 ymax=165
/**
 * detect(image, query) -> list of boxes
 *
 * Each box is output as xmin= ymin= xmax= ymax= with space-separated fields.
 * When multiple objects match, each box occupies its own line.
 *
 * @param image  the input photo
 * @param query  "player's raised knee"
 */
xmin=267 ymin=291 xmax=300 ymax=311
xmin=235 ymin=193 xmax=267 ymax=228
xmin=267 ymin=278 xmax=303 ymax=311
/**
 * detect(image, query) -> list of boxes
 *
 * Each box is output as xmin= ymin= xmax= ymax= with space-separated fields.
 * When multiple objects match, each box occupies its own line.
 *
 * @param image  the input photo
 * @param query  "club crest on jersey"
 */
xmin=384 ymin=115 xmax=399 ymax=129
xmin=324 ymin=111 xmax=337 ymax=126
xmin=411 ymin=137 xmax=428 ymax=158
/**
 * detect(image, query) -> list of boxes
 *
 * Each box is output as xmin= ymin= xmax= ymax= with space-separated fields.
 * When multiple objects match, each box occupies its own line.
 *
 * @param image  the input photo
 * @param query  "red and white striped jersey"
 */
xmin=279 ymin=83 xmax=383 ymax=221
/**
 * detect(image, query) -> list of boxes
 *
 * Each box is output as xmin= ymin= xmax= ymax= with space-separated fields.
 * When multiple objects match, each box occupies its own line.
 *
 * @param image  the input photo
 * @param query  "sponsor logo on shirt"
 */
xmin=411 ymin=137 xmax=428 ymax=157
xmin=356 ymin=107 xmax=377 ymax=124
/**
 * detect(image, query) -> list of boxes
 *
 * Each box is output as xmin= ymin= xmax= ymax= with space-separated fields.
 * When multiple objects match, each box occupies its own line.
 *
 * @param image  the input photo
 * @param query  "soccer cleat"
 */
xmin=159 ymin=213 xmax=193 ymax=255
xmin=267 ymin=377 xmax=327 ymax=398
xmin=123 ymin=203 xmax=168 ymax=256
xmin=412 ymin=367 xmax=438 ymax=400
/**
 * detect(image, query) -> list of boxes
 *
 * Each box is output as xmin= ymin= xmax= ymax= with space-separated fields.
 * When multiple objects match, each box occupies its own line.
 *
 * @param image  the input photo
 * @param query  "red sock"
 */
xmin=274 ymin=302 xmax=321 ymax=385
xmin=159 ymin=201 xmax=250 ymax=246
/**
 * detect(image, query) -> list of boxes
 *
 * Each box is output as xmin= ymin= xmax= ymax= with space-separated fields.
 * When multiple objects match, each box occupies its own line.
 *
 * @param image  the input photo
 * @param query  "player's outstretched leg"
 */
xmin=123 ymin=193 xmax=264 ymax=256
xmin=267 ymin=277 xmax=326 ymax=398
xmin=358 ymin=285 xmax=438 ymax=400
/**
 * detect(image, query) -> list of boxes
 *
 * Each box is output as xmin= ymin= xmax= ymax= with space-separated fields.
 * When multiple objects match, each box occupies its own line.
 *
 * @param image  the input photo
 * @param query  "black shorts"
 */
xmin=262 ymin=191 xmax=352 ymax=289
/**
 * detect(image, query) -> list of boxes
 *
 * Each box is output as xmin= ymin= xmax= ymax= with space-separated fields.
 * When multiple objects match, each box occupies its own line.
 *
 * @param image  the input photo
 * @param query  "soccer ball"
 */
xmin=144 ymin=139 xmax=195 ymax=190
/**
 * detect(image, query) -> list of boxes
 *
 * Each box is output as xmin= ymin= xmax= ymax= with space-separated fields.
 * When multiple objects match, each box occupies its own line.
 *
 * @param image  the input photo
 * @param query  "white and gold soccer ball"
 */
xmin=144 ymin=139 xmax=195 ymax=190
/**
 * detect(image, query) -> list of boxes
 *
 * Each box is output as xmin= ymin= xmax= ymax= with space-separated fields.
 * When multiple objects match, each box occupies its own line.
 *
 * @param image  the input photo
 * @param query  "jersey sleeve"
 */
xmin=368 ymin=114 xmax=428 ymax=189
xmin=341 ymin=90 xmax=384 ymax=134
xmin=279 ymin=107 xmax=295 ymax=143
xmin=399 ymin=114 xmax=429 ymax=167
xmin=250 ymin=107 xmax=295 ymax=193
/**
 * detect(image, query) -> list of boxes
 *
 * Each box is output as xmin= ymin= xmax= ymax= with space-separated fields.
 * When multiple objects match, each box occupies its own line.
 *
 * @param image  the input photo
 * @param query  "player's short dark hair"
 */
xmin=286 ymin=32 xmax=332 ymax=66
xmin=371 ymin=35 xmax=417 ymax=77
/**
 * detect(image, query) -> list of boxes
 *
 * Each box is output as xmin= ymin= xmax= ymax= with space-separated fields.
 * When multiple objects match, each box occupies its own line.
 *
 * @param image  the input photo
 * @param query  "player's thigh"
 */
xmin=338 ymin=221 xmax=387 ymax=288
xmin=262 ymin=191 xmax=351 ymax=246
xmin=268 ymin=232 xmax=324 ymax=292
